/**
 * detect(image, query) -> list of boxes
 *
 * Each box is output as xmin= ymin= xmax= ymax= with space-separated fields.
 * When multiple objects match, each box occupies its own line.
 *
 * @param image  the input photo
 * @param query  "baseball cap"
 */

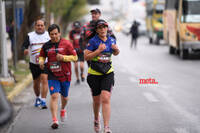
xmin=96 ymin=19 xmax=108 ymax=28
xmin=73 ymin=21 xmax=81 ymax=28
xmin=90 ymin=8 xmax=101 ymax=14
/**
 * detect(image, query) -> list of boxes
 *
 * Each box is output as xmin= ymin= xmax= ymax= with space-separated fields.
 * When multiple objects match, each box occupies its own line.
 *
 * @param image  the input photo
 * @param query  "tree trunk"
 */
xmin=17 ymin=0 xmax=41 ymax=60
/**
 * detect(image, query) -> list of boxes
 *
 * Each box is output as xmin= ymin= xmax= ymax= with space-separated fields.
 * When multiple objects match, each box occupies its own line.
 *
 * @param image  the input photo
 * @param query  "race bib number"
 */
xmin=49 ymin=62 xmax=62 ymax=72
xmin=74 ymin=35 xmax=80 ymax=40
xmin=35 ymin=55 xmax=39 ymax=64
xmin=98 ymin=53 xmax=111 ymax=63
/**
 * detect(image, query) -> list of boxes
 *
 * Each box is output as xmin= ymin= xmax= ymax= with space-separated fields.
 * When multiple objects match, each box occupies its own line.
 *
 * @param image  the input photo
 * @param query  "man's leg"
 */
xmin=40 ymin=73 xmax=48 ymax=109
xmin=50 ymin=92 xmax=59 ymax=129
xmin=48 ymin=80 xmax=60 ymax=129
xmin=74 ymin=62 xmax=80 ymax=84
xmin=33 ymin=77 xmax=41 ymax=107
xmin=29 ymin=63 xmax=42 ymax=107
xmin=41 ymin=74 xmax=48 ymax=98
xmin=80 ymin=61 xmax=85 ymax=81
xmin=61 ymin=96 xmax=68 ymax=110
xmin=33 ymin=77 xmax=41 ymax=97
xmin=131 ymin=37 xmax=134 ymax=48
xmin=134 ymin=38 xmax=137 ymax=49
xmin=50 ymin=93 xmax=59 ymax=119
xmin=60 ymin=81 xmax=70 ymax=122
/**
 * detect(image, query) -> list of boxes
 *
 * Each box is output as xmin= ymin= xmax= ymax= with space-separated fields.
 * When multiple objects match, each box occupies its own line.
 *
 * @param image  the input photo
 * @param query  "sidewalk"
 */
xmin=6 ymin=73 xmax=32 ymax=101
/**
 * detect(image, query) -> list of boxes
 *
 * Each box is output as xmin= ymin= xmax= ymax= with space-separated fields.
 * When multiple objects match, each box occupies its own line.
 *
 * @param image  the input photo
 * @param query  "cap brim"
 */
xmin=90 ymin=10 xmax=100 ymax=14
xmin=97 ymin=24 xmax=108 ymax=28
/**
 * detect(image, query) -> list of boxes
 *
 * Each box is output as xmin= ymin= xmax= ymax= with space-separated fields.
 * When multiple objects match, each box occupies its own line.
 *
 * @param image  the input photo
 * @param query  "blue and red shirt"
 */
xmin=39 ymin=38 xmax=76 ymax=82
xmin=87 ymin=35 xmax=116 ymax=75
xmin=87 ymin=35 xmax=116 ymax=53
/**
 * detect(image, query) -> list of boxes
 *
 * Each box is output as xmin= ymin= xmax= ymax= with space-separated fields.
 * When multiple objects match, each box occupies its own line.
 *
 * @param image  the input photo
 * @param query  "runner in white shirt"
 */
xmin=21 ymin=19 xmax=50 ymax=109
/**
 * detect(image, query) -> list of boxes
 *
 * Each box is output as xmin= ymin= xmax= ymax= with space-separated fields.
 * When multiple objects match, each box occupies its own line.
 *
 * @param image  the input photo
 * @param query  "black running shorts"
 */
xmin=87 ymin=72 xmax=114 ymax=96
xmin=77 ymin=52 xmax=84 ymax=62
xmin=29 ymin=62 xmax=47 ymax=80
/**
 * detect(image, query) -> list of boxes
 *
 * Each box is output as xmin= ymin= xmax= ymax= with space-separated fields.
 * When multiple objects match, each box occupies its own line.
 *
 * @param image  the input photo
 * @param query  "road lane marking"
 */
xmin=143 ymin=92 xmax=159 ymax=102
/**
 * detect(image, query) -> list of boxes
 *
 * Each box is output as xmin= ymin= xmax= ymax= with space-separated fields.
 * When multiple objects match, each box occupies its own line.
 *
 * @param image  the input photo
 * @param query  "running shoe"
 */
xmin=81 ymin=73 xmax=85 ymax=82
xmin=51 ymin=119 xmax=59 ymax=129
xmin=40 ymin=100 xmax=47 ymax=109
xmin=34 ymin=98 xmax=41 ymax=107
xmin=94 ymin=119 xmax=101 ymax=133
xmin=103 ymin=127 xmax=112 ymax=133
xmin=81 ymin=77 xmax=85 ymax=82
xmin=94 ymin=113 xmax=101 ymax=133
xmin=75 ymin=79 xmax=80 ymax=85
xmin=60 ymin=109 xmax=66 ymax=122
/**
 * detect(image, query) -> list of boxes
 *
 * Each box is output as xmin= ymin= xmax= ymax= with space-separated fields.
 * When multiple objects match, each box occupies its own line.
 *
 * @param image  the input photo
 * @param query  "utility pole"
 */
xmin=13 ymin=0 xmax=17 ymax=69
xmin=0 ymin=0 xmax=9 ymax=77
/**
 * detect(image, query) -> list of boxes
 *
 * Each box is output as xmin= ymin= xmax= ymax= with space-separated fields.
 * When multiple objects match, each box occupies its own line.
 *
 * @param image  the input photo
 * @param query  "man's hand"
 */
xmin=98 ymin=43 xmax=106 ymax=52
xmin=56 ymin=54 xmax=64 ymax=61
xmin=24 ymin=49 xmax=29 ymax=55
xmin=39 ymin=62 xmax=44 ymax=70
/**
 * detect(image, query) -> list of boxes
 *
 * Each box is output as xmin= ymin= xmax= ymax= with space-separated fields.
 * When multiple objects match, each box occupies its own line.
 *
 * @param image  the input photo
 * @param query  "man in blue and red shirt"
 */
xmin=39 ymin=24 xmax=77 ymax=129
xmin=69 ymin=21 xmax=85 ymax=84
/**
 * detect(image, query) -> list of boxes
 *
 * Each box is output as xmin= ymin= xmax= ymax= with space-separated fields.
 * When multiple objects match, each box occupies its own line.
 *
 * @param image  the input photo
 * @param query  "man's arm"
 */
xmin=56 ymin=41 xmax=78 ymax=62
xmin=21 ymin=35 xmax=30 ymax=55
xmin=39 ymin=45 xmax=46 ymax=70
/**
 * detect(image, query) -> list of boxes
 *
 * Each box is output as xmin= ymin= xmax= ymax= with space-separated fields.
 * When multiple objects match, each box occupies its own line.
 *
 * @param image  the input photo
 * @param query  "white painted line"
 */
xmin=143 ymin=92 xmax=159 ymax=102
xmin=174 ymin=128 xmax=189 ymax=133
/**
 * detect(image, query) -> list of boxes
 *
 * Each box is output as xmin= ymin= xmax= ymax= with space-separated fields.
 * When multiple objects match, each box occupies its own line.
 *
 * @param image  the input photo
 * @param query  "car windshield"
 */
xmin=182 ymin=0 xmax=200 ymax=22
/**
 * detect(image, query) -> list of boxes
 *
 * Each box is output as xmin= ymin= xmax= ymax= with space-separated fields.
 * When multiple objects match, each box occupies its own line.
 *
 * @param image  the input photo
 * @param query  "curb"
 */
xmin=7 ymin=74 xmax=32 ymax=102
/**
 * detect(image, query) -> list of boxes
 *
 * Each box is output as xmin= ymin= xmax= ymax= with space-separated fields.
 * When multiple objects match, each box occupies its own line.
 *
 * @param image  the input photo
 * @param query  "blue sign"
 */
xmin=15 ymin=8 xmax=23 ymax=30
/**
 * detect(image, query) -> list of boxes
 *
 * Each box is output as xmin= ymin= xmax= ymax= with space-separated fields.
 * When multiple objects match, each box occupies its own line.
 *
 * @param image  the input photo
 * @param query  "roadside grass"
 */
xmin=2 ymin=59 xmax=30 ymax=95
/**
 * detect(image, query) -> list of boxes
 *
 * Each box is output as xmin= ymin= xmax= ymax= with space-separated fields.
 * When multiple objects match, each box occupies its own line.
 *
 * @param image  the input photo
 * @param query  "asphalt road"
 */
xmin=2 ymin=32 xmax=200 ymax=133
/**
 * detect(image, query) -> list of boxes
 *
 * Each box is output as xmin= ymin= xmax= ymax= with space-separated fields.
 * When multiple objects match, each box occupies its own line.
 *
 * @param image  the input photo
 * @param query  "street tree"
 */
xmin=87 ymin=0 xmax=100 ymax=5
xmin=49 ymin=0 xmax=87 ymax=35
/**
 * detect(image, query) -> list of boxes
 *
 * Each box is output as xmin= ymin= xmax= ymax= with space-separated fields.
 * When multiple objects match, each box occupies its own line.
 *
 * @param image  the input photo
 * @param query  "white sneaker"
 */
xmin=103 ymin=127 xmax=112 ymax=133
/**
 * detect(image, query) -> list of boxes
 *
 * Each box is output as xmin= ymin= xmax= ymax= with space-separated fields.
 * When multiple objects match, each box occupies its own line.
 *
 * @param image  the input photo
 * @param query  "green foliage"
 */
xmin=63 ymin=0 xmax=88 ymax=21
xmin=87 ymin=0 xmax=100 ymax=5
xmin=49 ymin=0 xmax=87 ymax=22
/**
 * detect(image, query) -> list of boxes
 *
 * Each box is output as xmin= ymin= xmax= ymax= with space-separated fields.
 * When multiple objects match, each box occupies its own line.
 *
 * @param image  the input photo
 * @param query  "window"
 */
xmin=182 ymin=0 xmax=200 ymax=22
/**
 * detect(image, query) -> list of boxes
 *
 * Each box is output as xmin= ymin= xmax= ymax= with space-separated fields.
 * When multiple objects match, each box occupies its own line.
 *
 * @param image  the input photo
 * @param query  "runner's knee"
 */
xmin=101 ymin=93 xmax=110 ymax=104
xmin=51 ymin=93 xmax=59 ymax=100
